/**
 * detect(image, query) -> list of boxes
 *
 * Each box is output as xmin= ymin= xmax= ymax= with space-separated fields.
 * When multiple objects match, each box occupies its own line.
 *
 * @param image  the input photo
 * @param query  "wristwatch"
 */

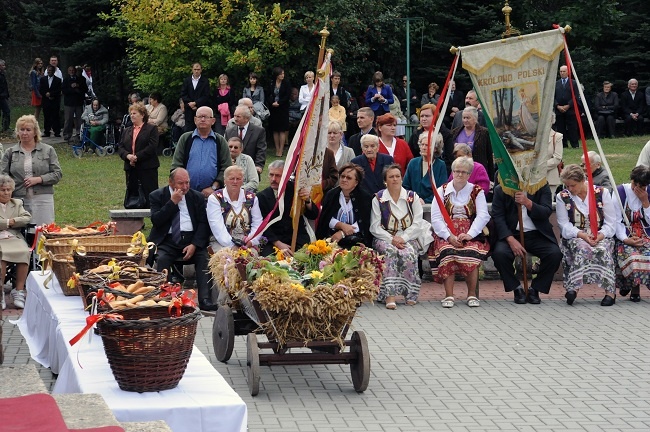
xmin=211 ymin=184 xmax=218 ymax=191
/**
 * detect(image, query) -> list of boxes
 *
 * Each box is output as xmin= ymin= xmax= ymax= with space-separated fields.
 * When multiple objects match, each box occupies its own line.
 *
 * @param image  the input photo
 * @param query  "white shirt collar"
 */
xmin=379 ymin=187 xmax=409 ymax=203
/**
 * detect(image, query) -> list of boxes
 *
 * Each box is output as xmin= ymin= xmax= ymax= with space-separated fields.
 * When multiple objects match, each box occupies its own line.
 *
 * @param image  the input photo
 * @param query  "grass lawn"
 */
xmin=0 ymin=106 xmax=648 ymax=226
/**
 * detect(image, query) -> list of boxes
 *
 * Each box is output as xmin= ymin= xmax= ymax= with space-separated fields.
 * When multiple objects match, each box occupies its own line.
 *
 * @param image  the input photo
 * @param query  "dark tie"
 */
xmin=450 ymin=91 xmax=454 ymax=99
xmin=171 ymin=211 xmax=182 ymax=244
xmin=562 ymin=79 xmax=567 ymax=86
xmin=238 ymin=127 xmax=244 ymax=139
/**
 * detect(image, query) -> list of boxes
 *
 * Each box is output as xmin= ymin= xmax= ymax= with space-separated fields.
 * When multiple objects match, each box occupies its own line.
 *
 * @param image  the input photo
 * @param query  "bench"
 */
xmin=109 ymin=208 xmax=151 ymax=235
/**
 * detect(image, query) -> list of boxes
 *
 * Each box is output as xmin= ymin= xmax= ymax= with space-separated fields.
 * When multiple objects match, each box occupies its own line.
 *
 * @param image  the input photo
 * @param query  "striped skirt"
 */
xmin=615 ymin=239 xmax=650 ymax=291
xmin=428 ymin=219 xmax=489 ymax=283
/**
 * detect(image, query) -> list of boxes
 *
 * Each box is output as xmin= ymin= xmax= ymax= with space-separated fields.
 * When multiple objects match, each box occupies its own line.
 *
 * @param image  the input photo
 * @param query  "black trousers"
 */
xmin=43 ymin=98 xmax=61 ymax=135
xmin=555 ymin=110 xmax=578 ymax=148
xmin=596 ymin=113 xmax=616 ymax=138
xmin=624 ymin=114 xmax=645 ymax=136
xmin=492 ymin=230 xmax=563 ymax=294
xmin=125 ymin=168 xmax=159 ymax=208
xmin=155 ymin=234 xmax=211 ymax=301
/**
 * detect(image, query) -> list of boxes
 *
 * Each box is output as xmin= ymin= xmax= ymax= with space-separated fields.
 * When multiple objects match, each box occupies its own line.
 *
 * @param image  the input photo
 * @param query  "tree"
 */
xmin=104 ymin=0 xmax=292 ymax=102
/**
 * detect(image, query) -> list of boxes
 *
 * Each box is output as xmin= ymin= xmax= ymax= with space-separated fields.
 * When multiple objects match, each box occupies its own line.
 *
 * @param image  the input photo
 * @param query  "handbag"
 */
xmin=123 ymin=173 xmax=147 ymax=209
xmin=253 ymin=101 xmax=270 ymax=121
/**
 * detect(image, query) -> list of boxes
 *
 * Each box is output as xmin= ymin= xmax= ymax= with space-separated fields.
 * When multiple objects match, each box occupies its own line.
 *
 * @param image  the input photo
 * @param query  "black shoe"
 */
xmin=630 ymin=294 xmax=641 ymax=302
xmin=526 ymin=288 xmax=541 ymax=304
xmin=54 ymin=134 xmax=61 ymax=137
xmin=199 ymin=299 xmax=218 ymax=311
xmin=600 ymin=295 xmax=616 ymax=306
xmin=565 ymin=290 xmax=577 ymax=305
xmin=42 ymin=133 xmax=51 ymax=137
xmin=619 ymin=288 xmax=631 ymax=297
xmin=513 ymin=287 xmax=526 ymax=304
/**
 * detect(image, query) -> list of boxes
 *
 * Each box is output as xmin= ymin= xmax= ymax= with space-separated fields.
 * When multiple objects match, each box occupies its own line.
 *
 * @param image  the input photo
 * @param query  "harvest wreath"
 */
xmin=209 ymin=240 xmax=383 ymax=346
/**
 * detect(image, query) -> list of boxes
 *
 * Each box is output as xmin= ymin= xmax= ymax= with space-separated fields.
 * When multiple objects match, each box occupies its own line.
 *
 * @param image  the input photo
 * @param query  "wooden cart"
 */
xmin=237 ymin=287 xmax=370 ymax=396
xmin=211 ymin=299 xmax=259 ymax=363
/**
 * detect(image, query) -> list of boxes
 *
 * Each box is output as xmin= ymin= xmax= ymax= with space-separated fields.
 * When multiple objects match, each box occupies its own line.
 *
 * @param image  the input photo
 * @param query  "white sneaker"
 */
xmin=11 ymin=289 xmax=25 ymax=309
xmin=1 ymin=290 xmax=5 ymax=310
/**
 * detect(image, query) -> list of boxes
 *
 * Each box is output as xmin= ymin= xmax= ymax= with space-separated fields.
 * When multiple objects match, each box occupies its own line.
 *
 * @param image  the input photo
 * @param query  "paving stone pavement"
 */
xmin=3 ymin=280 xmax=650 ymax=431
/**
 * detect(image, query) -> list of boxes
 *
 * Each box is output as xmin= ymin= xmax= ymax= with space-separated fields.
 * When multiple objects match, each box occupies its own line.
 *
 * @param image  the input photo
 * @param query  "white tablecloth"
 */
xmin=16 ymin=272 xmax=248 ymax=432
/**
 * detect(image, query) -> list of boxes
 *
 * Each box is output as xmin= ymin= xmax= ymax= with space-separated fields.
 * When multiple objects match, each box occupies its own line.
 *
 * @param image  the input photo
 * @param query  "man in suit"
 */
xmin=451 ymin=90 xmax=486 ymax=130
xmin=226 ymin=98 xmax=262 ymax=128
xmin=180 ymin=63 xmax=211 ymax=132
xmin=351 ymin=134 xmax=394 ymax=195
xmin=149 ymin=168 xmax=215 ymax=310
xmin=40 ymin=64 xmax=63 ymax=138
xmin=554 ymin=65 xmax=582 ymax=148
xmin=224 ymin=105 xmax=266 ymax=175
xmin=491 ymin=184 xmax=563 ymax=305
xmin=348 ymin=107 xmax=376 ymax=156
xmin=48 ymin=55 xmax=63 ymax=80
xmin=444 ymin=80 xmax=465 ymax=128
xmin=620 ymin=78 xmax=646 ymax=136
xmin=62 ymin=66 xmax=87 ymax=142
xmin=171 ymin=106 xmax=232 ymax=198
xmin=257 ymin=160 xmax=319 ymax=256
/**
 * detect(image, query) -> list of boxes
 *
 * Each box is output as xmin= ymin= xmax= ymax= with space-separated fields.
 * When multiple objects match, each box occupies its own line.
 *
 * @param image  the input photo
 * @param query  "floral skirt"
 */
xmin=428 ymin=219 xmax=489 ymax=283
xmin=615 ymin=239 xmax=650 ymax=290
xmin=373 ymin=238 xmax=421 ymax=302
xmin=561 ymin=236 xmax=615 ymax=293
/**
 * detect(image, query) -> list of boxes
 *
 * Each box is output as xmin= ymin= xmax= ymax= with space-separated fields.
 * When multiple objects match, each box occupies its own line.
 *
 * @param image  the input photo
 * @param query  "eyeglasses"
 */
xmin=453 ymin=170 xmax=470 ymax=176
xmin=196 ymin=115 xmax=213 ymax=120
xmin=228 ymin=145 xmax=240 ymax=149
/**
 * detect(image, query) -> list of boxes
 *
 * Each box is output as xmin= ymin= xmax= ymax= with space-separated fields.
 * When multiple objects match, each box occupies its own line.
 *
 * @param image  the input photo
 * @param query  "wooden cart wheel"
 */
xmin=350 ymin=330 xmax=370 ymax=392
xmin=247 ymin=333 xmax=260 ymax=396
xmin=213 ymin=305 xmax=235 ymax=363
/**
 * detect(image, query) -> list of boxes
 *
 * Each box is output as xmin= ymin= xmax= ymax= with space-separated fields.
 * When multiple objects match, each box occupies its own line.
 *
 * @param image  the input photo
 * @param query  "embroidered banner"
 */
xmin=460 ymin=29 xmax=564 ymax=195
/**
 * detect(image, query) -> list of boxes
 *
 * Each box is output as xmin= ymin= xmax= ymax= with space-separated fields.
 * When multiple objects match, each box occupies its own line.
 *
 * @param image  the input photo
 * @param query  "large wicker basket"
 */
xmin=45 ymin=235 xmax=135 ymax=255
xmin=73 ymin=252 xmax=145 ymax=274
xmin=50 ymin=254 xmax=78 ymax=296
xmin=42 ymin=228 xmax=108 ymax=239
xmin=97 ymin=305 xmax=201 ymax=392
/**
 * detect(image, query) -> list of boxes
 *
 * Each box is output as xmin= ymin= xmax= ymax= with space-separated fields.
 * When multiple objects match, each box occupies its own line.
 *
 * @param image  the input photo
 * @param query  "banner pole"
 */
xmin=517 ymin=203 xmax=528 ymax=295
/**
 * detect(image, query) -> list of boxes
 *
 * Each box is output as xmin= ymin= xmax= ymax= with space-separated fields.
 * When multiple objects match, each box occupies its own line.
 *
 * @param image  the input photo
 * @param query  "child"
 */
xmin=328 ymin=95 xmax=347 ymax=132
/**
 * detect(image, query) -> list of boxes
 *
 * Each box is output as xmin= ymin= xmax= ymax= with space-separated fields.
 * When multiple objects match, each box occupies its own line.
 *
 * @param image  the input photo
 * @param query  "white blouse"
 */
xmin=430 ymin=182 xmax=490 ymax=241
xmin=555 ymin=183 xmax=617 ymax=239
xmin=613 ymin=183 xmax=650 ymax=240
xmin=370 ymin=187 xmax=431 ymax=246
xmin=207 ymin=188 xmax=263 ymax=247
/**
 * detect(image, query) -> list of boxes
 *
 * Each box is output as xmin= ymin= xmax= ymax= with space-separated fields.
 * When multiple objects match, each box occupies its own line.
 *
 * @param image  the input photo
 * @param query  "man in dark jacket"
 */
xmin=180 ymin=63 xmax=211 ymax=132
xmin=149 ymin=168 xmax=216 ymax=310
xmin=40 ymin=64 xmax=63 ymax=137
xmin=62 ymin=66 xmax=88 ymax=142
xmin=491 ymin=184 xmax=563 ymax=305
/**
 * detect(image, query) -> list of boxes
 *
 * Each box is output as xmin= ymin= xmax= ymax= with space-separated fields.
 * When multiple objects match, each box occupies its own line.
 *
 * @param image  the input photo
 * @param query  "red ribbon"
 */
xmin=555 ymin=24 xmax=599 ymax=237
xmin=160 ymin=282 xmax=182 ymax=298
xmin=168 ymin=290 xmax=197 ymax=317
xmin=69 ymin=313 xmax=123 ymax=346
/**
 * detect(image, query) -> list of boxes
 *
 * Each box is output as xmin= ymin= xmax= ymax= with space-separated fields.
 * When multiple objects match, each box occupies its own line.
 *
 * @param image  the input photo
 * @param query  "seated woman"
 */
xmin=81 ymin=98 xmax=109 ymax=146
xmin=448 ymin=143 xmax=490 ymax=194
xmin=0 ymin=175 xmax=32 ymax=310
xmin=556 ymin=164 xmax=618 ymax=306
xmin=317 ymin=163 xmax=372 ymax=248
xmin=376 ymin=113 xmax=413 ymax=174
xmin=170 ymin=99 xmax=186 ymax=143
xmin=326 ymin=121 xmax=355 ymax=170
xmin=370 ymin=163 xmax=432 ymax=309
xmin=146 ymin=92 xmax=169 ymax=135
xmin=403 ymin=133 xmax=448 ymax=204
xmin=228 ymin=137 xmax=259 ymax=192
xmin=451 ymin=106 xmax=494 ymax=180
xmin=351 ymin=134 xmax=394 ymax=195
xmin=207 ymin=165 xmax=262 ymax=252
xmin=613 ymin=165 xmax=650 ymax=302
xmin=429 ymin=156 xmax=490 ymax=308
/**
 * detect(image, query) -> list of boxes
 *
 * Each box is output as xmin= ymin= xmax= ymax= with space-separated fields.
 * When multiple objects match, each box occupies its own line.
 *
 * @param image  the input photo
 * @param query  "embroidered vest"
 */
xmin=441 ymin=183 xmax=481 ymax=221
xmin=617 ymin=184 xmax=650 ymax=238
xmin=559 ymin=185 xmax=605 ymax=232
xmin=213 ymin=189 xmax=255 ymax=241
xmin=375 ymin=189 xmax=415 ymax=236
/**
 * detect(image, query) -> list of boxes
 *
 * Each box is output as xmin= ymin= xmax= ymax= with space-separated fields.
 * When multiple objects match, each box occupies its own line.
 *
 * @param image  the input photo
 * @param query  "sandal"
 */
xmin=406 ymin=300 xmax=417 ymax=306
xmin=467 ymin=296 xmax=480 ymax=307
xmin=385 ymin=302 xmax=397 ymax=310
xmin=441 ymin=296 xmax=454 ymax=308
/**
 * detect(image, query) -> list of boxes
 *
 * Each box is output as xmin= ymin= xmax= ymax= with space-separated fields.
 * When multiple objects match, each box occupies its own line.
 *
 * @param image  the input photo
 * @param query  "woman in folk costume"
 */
xmin=207 ymin=165 xmax=262 ymax=252
xmin=556 ymin=164 xmax=618 ymax=306
xmin=613 ymin=165 xmax=650 ymax=302
xmin=429 ymin=156 xmax=490 ymax=308
xmin=370 ymin=163 xmax=432 ymax=309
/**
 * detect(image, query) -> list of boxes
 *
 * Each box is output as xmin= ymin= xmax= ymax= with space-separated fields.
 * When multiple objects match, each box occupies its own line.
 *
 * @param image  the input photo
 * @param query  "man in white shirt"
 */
xmin=180 ymin=63 xmax=211 ymax=132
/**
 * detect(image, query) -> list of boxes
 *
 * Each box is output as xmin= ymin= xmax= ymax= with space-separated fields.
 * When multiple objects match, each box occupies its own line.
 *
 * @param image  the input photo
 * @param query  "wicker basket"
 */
xmin=50 ymin=254 xmax=78 ymax=296
xmin=97 ymin=305 xmax=201 ymax=392
xmin=45 ymin=235 xmax=135 ymax=255
xmin=73 ymin=252 xmax=145 ymax=274
xmin=43 ymin=229 xmax=108 ymax=239
xmin=78 ymin=265 xmax=167 ymax=308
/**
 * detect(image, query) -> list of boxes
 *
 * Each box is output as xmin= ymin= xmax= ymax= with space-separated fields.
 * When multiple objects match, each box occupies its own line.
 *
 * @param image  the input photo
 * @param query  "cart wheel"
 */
xmin=162 ymin=148 xmax=172 ymax=157
xmin=246 ymin=333 xmax=260 ymax=396
xmin=350 ymin=330 xmax=370 ymax=392
xmin=213 ymin=305 xmax=235 ymax=363
xmin=105 ymin=145 xmax=115 ymax=155
xmin=94 ymin=146 xmax=107 ymax=157
xmin=72 ymin=147 xmax=83 ymax=158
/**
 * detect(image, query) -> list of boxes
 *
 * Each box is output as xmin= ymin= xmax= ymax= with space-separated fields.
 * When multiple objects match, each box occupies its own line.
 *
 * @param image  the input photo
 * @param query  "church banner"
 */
xmin=460 ymin=29 xmax=564 ymax=195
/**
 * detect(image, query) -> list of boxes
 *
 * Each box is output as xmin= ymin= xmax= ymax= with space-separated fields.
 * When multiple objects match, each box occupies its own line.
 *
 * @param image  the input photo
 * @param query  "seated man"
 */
xmin=491 ymin=183 xmax=563 ymax=305
xmin=257 ymin=160 xmax=319 ymax=256
xmin=581 ymin=151 xmax=612 ymax=192
xmin=149 ymin=168 xmax=216 ymax=311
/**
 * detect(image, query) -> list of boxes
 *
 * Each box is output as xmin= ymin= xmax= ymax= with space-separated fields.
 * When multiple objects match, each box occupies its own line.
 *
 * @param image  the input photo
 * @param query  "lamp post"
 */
xmin=398 ymin=17 xmax=423 ymax=138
